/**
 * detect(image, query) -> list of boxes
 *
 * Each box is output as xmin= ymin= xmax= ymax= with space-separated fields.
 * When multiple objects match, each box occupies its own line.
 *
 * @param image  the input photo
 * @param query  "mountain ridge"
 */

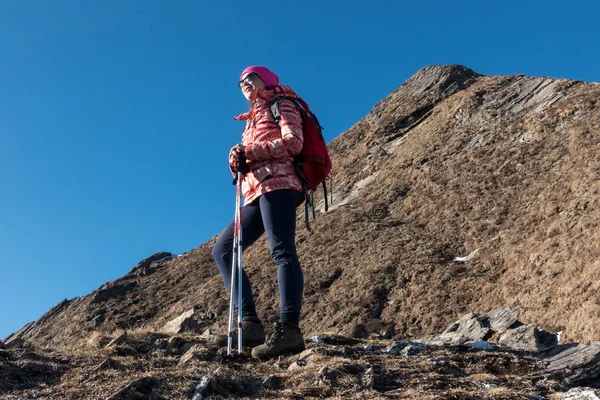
xmin=6 ymin=64 xmax=600 ymax=351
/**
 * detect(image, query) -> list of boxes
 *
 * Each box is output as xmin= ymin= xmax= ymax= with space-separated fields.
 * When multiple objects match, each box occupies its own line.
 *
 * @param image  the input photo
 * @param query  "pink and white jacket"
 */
xmin=230 ymin=85 xmax=304 ymax=205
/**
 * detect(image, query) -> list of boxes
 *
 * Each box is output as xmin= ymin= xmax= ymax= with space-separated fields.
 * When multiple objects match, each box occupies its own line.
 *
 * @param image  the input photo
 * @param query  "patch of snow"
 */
xmin=309 ymin=336 xmax=325 ymax=344
xmin=465 ymin=341 xmax=496 ymax=350
xmin=452 ymin=249 xmax=479 ymax=263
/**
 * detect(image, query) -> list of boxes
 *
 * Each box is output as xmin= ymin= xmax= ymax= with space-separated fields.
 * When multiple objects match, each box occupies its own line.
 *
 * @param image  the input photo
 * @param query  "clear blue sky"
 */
xmin=1 ymin=1 xmax=598 ymax=339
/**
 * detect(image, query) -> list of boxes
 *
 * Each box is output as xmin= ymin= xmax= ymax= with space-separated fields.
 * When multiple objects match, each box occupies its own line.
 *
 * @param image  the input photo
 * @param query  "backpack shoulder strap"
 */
xmin=268 ymin=96 xmax=302 ymax=124
xmin=268 ymin=97 xmax=282 ymax=124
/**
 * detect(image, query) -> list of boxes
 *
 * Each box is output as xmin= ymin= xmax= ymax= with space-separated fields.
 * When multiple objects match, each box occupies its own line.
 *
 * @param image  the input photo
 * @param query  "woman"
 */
xmin=211 ymin=66 xmax=306 ymax=360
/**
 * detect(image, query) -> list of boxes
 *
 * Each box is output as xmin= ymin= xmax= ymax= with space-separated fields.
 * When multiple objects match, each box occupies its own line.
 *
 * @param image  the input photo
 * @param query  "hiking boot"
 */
xmin=210 ymin=316 xmax=265 ymax=348
xmin=251 ymin=322 xmax=305 ymax=360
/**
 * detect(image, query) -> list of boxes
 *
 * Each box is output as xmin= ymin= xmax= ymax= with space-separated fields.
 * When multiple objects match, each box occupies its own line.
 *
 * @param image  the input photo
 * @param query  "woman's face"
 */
xmin=239 ymin=72 xmax=266 ymax=101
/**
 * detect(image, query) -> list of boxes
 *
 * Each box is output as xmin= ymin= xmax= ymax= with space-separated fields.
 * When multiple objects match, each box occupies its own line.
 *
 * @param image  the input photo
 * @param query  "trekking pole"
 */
xmin=235 ymin=170 xmax=243 ymax=354
xmin=227 ymin=170 xmax=244 ymax=356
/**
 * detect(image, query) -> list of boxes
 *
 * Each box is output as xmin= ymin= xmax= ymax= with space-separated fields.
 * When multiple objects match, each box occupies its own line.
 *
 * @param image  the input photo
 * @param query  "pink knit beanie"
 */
xmin=240 ymin=66 xmax=279 ymax=88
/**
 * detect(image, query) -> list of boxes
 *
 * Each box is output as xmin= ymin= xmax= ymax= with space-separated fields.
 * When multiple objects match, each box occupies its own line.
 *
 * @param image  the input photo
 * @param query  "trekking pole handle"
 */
xmin=232 ymin=157 xmax=248 ymax=185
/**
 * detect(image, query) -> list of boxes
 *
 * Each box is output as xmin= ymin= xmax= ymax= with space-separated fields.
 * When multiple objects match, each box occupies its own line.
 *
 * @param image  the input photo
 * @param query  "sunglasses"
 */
xmin=238 ymin=72 xmax=258 ymax=88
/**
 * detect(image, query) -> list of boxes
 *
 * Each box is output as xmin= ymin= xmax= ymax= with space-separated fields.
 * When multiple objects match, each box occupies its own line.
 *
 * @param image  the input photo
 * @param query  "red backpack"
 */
xmin=268 ymin=96 xmax=332 ymax=231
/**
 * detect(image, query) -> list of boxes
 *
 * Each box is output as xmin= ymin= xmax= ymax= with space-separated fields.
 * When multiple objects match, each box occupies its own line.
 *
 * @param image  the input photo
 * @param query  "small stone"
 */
xmin=362 ymin=366 xmax=375 ymax=389
xmin=151 ymin=338 xmax=169 ymax=351
xmin=163 ymin=336 xmax=191 ymax=355
xmin=191 ymin=376 xmax=213 ymax=400
xmin=384 ymin=341 xmax=409 ymax=354
xmin=262 ymin=375 xmax=282 ymax=390
xmin=560 ymin=387 xmax=600 ymax=400
xmin=180 ymin=345 xmax=209 ymax=364
xmin=297 ymin=348 xmax=316 ymax=362
xmin=165 ymin=309 xmax=213 ymax=335
xmin=341 ymin=346 xmax=351 ymax=357
xmin=476 ymin=381 xmax=499 ymax=389
xmin=288 ymin=361 xmax=303 ymax=371
xmin=104 ymin=332 xmax=127 ymax=348
xmin=162 ymin=309 xmax=196 ymax=335
xmin=401 ymin=343 xmax=427 ymax=356
xmin=85 ymin=314 xmax=105 ymax=329
xmin=317 ymin=366 xmax=334 ymax=387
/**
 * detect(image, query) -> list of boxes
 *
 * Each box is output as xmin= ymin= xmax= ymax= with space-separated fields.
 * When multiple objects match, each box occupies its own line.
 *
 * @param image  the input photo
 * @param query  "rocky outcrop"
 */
xmin=92 ymin=281 xmax=137 ymax=303
xmin=127 ymin=251 xmax=174 ymax=277
xmin=423 ymin=308 xmax=558 ymax=352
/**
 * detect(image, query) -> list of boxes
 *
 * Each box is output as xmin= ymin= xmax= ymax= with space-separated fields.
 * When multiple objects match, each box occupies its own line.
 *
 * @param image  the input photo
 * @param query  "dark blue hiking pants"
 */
xmin=212 ymin=189 xmax=304 ymax=325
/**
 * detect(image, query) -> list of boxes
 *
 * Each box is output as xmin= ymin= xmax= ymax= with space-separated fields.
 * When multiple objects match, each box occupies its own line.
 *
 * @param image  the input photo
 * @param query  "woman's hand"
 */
xmin=231 ymin=144 xmax=246 ymax=160
xmin=229 ymin=144 xmax=248 ymax=173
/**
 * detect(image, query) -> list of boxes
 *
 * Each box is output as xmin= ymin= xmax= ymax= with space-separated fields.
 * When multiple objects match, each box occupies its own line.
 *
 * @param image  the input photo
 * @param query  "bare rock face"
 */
xmin=499 ymin=325 xmax=558 ymax=352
